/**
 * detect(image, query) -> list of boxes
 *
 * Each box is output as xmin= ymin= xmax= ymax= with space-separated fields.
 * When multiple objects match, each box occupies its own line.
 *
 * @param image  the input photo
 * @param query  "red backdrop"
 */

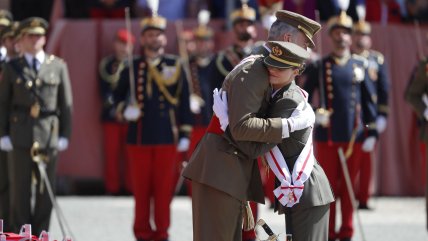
xmin=46 ymin=19 xmax=428 ymax=196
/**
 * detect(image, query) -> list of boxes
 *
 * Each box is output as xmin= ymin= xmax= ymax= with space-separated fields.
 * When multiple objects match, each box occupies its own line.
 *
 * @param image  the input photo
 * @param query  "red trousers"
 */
xmin=315 ymin=142 xmax=363 ymax=239
xmin=102 ymin=122 xmax=131 ymax=193
xmin=127 ymin=144 xmax=177 ymax=240
xmin=357 ymin=151 xmax=373 ymax=205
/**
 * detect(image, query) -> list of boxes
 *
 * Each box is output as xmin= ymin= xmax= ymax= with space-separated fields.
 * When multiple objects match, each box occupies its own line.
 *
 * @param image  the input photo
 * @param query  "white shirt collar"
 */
xmin=24 ymin=51 xmax=46 ymax=66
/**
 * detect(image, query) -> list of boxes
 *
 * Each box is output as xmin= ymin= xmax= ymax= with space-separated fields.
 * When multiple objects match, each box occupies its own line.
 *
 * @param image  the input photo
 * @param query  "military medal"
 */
xmin=30 ymin=102 xmax=40 ymax=118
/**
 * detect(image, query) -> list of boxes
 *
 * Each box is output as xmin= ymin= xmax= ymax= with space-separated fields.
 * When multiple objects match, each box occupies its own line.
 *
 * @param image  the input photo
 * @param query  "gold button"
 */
xmin=138 ymin=70 xmax=143 ymax=75
xmin=326 ymin=77 xmax=332 ymax=83
xmin=138 ymin=94 xmax=144 ymax=100
xmin=328 ymin=93 xmax=334 ymax=99
xmin=138 ymin=78 xmax=143 ymax=83
xmin=326 ymin=69 xmax=332 ymax=75
xmin=16 ymin=78 xmax=22 ymax=84
xmin=26 ymin=81 xmax=33 ymax=88
xmin=13 ymin=116 xmax=18 ymax=122
xmin=159 ymin=96 xmax=164 ymax=101
xmin=139 ymin=103 xmax=144 ymax=108
xmin=160 ymin=103 xmax=165 ymax=109
xmin=137 ymin=86 xmax=143 ymax=91
xmin=327 ymin=85 xmax=333 ymax=91
xmin=35 ymin=78 xmax=42 ymax=86
xmin=326 ymin=62 xmax=331 ymax=68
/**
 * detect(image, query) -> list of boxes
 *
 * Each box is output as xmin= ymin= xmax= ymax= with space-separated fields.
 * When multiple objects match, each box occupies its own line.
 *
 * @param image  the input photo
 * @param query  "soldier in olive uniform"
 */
xmin=209 ymin=1 xmax=257 ymax=90
xmin=303 ymin=11 xmax=378 ymax=241
xmin=214 ymin=41 xmax=335 ymax=241
xmin=0 ymin=17 xmax=72 ymax=235
xmin=352 ymin=18 xmax=389 ymax=210
xmin=99 ymin=29 xmax=135 ymax=195
xmin=183 ymin=10 xmax=322 ymax=241
xmin=0 ymin=9 xmax=13 ymax=231
xmin=404 ymin=44 xmax=428 ymax=231
xmin=113 ymin=8 xmax=193 ymax=241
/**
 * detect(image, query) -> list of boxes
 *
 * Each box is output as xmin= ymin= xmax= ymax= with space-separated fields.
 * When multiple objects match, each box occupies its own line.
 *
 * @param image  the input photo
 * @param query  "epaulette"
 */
xmin=370 ymin=50 xmax=384 ymax=65
xmin=352 ymin=54 xmax=369 ymax=68
xmin=215 ymin=51 xmax=230 ymax=77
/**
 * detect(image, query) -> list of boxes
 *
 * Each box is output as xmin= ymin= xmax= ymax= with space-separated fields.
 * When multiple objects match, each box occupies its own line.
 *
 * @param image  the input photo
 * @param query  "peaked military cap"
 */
xmin=17 ymin=17 xmax=48 ymax=36
xmin=230 ymin=2 xmax=256 ymax=24
xmin=0 ymin=21 xmax=19 ymax=40
xmin=353 ymin=20 xmax=371 ymax=35
xmin=0 ymin=9 xmax=12 ymax=27
xmin=275 ymin=10 xmax=321 ymax=48
xmin=327 ymin=11 xmax=353 ymax=32
xmin=264 ymin=41 xmax=309 ymax=69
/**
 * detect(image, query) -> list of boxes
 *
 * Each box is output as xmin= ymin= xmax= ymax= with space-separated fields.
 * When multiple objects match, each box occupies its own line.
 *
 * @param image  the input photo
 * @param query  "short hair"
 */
xmin=268 ymin=20 xmax=300 ymax=41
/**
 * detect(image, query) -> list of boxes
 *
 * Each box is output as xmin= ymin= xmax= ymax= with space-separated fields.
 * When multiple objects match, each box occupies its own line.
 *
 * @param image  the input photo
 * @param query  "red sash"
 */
xmin=206 ymin=116 xmax=223 ymax=135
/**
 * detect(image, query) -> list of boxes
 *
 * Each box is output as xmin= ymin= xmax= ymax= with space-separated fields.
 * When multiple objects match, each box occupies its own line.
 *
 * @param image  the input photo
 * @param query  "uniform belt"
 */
xmin=206 ymin=116 xmax=223 ymax=135
xmin=13 ymin=106 xmax=58 ymax=117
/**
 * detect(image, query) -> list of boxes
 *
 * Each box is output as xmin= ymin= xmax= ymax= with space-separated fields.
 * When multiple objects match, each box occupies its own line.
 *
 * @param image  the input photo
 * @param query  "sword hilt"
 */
xmin=257 ymin=219 xmax=274 ymax=236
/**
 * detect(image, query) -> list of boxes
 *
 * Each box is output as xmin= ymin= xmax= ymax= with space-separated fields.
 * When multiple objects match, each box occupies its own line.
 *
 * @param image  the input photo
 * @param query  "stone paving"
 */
xmin=45 ymin=196 xmax=428 ymax=241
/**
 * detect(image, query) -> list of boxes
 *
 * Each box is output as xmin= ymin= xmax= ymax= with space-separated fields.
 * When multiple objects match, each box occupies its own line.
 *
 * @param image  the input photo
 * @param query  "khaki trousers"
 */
xmin=192 ymin=181 xmax=243 ymax=241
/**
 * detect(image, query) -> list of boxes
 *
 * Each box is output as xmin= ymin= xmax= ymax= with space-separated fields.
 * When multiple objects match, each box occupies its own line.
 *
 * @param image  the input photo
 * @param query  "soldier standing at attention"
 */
xmin=186 ymin=9 xmax=215 ymax=177
xmin=303 ymin=11 xmax=378 ymax=241
xmin=352 ymin=7 xmax=389 ymax=210
xmin=0 ymin=17 xmax=72 ymax=235
xmin=209 ymin=0 xmax=257 ymax=89
xmin=0 ymin=9 xmax=13 ymax=232
xmin=404 ymin=36 xmax=428 ymax=232
xmin=99 ymin=29 xmax=135 ymax=195
xmin=113 ymin=2 xmax=193 ymax=241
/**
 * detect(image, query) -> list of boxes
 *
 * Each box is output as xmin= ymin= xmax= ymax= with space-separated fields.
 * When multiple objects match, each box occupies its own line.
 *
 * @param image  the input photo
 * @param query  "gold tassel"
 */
xmin=242 ymin=201 xmax=255 ymax=231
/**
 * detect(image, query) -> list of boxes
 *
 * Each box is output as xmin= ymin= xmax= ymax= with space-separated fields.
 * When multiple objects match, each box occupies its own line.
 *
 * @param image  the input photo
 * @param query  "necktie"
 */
xmin=32 ymin=57 xmax=38 ymax=74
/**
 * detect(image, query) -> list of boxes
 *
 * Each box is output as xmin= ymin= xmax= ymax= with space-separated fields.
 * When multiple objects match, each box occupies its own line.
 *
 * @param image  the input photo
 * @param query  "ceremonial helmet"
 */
xmin=140 ymin=0 xmax=167 ymax=32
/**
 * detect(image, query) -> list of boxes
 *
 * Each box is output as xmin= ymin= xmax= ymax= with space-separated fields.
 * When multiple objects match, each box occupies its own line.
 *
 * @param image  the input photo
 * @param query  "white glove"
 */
xmin=315 ymin=109 xmax=330 ymax=127
xmin=177 ymin=137 xmax=190 ymax=152
xmin=212 ymin=88 xmax=229 ymax=131
xmin=123 ymin=105 xmax=141 ymax=121
xmin=376 ymin=116 xmax=387 ymax=133
xmin=285 ymin=102 xmax=315 ymax=134
xmin=362 ymin=136 xmax=376 ymax=152
xmin=424 ymin=108 xmax=428 ymax=121
xmin=57 ymin=137 xmax=69 ymax=151
xmin=190 ymin=94 xmax=204 ymax=114
xmin=0 ymin=136 xmax=13 ymax=151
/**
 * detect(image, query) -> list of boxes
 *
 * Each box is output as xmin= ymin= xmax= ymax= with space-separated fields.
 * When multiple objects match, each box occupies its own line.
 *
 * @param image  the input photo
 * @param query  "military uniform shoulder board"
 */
xmin=215 ymin=51 xmax=230 ymax=77
xmin=352 ymin=54 xmax=369 ymax=68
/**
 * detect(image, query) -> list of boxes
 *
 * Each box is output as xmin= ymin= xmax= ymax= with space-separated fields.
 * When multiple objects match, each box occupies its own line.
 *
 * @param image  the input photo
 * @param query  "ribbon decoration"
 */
xmin=264 ymin=100 xmax=315 ymax=207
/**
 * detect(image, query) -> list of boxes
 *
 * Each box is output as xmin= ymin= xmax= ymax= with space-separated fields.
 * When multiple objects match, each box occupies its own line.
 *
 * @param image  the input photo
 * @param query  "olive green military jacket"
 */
xmin=0 ymin=54 xmax=72 ymax=149
xmin=405 ymin=59 xmax=428 ymax=142
xmin=183 ymin=49 xmax=283 ymax=204
xmin=268 ymin=81 xmax=334 ymax=213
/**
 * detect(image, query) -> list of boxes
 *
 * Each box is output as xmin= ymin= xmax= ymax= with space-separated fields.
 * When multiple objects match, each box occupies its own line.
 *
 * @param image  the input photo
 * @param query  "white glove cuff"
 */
xmin=281 ymin=118 xmax=290 ymax=138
